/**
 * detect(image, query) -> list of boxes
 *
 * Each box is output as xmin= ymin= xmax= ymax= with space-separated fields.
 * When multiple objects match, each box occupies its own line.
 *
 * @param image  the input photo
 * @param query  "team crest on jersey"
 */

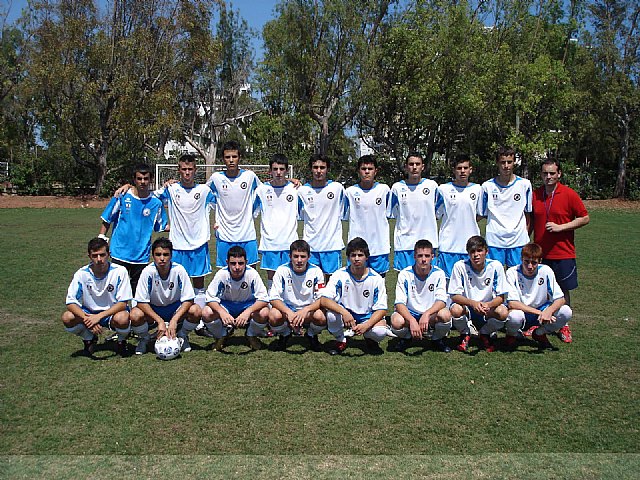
xmin=194 ymin=193 xmax=201 ymax=200
xmin=241 ymin=182 xmax=248 ymax=189
xmin=107 ymin=284 xmax=114 ymax=292
xmin=538 ymin=278 xmax=544 ymax=285
xmin=286 ymin=194 xmax=294 ymax=202
xmin=492 ymin=192 xmax=499 ymax=200
xmin=305 ymin=280 xmax=313 ymax=288
xmin=267 ymin=194 xmax=273 ymax=201
xmin=240 ymin=281 xmax=248 ymax=289
xmin=470 ymin=193 xmax=476 ymax=200
xmin=376 ymin=197 xmax=382 ymax=205
xmin=124 ymin=198 xmax=132 ymax=210
xmin=327 ymin=192 xmax=335 ymax=199
xmin=142 ymin=208 xmax=151 ymax=217
xmin=363 ymin=289 xmax=370 ymax=298
xmin=514 ymin=193 xmax=521 ymax=201
xmin=169 ymin=282 xmax=175 ymax=290
xmin=428 ymin=284 xmax=434 ymax=291
xmin=484 ymin=278 xmax=491 ymax=286
xmin=423 ymin=188 xmax=430 ymax=195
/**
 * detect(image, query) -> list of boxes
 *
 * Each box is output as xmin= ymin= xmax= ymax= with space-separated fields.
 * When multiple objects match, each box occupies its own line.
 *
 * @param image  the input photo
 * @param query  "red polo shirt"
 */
xmin=532 ymin=183 xmax=588 ymax=260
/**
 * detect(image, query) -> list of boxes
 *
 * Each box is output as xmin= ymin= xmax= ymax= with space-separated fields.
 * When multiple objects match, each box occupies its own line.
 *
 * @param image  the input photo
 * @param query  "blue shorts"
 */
xmin=348 ymin=254 xmax=389 ymax=274
xmin=488 ymin=246 xmax=522 ymax=268
xmin=173 ymin=244 xmax=212 ymax=278
xmin=260 ymin=250 xmax=290 ymax=271
xmin=310 ymin=250 xmax=342 ymax=275
xmin=81 ymin=306 xmax=128 ymax=328
xmin=393 ymin=250 xmax=414 ymax=271
xmin=149 ymin=301 xmax=181 ymax=321
xmin=435 ymin=252 xmax=467 ymax=278
xmin=216 ymin=238 xmax=259 ymax=267
xmin=218 ymin=300 xmax=255 ymax=318
xmin=543 ymin=258 xmax=578 ymax=292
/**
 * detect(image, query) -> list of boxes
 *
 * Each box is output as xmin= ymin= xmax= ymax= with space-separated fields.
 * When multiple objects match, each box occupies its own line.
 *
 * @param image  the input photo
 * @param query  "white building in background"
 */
xmin=356 ymin=136 xmax=376 ymax=158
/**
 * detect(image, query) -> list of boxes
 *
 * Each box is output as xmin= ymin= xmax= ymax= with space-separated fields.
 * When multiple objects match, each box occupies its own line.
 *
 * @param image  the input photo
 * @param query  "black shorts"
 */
xmin=111 ymin=258 xmax=146 ymax=294
xmin=543 ymin=258 xmax=578 ymax=292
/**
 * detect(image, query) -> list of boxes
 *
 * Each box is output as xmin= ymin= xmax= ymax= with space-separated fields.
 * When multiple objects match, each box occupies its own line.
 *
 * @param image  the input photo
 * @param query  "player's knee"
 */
xmin=436 ymin=308 xmax=452 ymax=323
xmin=268 ymin=308 xmax=284 ymax=326
xmin=129 ymin=307 xmax=145 ymax=326
xmin=61 ymin=310 xmax=77 ymax=327
xmin=253 ymin=308 xmax=270 ymax=323
xmin=112 ymin=311 xmax=130 ymax=328
xmin=202 ymin=305 xmax=215 ymax=322
xmin=312 ymin=309 xmax=326 ymax=325
xmin=450 ymin=304 xmax=464 ymax=318
xmin=557 ymin=305 xmax=573 ymax=322
xmin=390 ymin=312 xmax=406 ymax=329
xmin=188 ymin=304 xmax=202 ymax=321
xmin=494 ymin=305 xmax=508 ymax=321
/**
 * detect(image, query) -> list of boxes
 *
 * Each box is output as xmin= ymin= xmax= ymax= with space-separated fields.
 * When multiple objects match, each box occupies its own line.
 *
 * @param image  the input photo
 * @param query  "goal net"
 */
xmin=154 ymin=163 xmax=294 ymax=190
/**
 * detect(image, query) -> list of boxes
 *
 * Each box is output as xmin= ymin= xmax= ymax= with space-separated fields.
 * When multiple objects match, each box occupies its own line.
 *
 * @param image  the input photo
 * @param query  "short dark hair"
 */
xmin=541 ymin=157 xmax=561 ymax=172
xmin=466 ymin=235 xmax=488 ymax=252
xmin=133 ymin=163 xmax=152 ymax=178
xmin=178 ymin=154 xmax=197 ymax=165
xmin=496 ymin=146 xmax=515 ymax=161
xmin=88 ymin=237 xmax=109 ymax=254
xmin=346 ymin=237 xmax=370 ymax=258
xmin=222 ymin=140 xmax=242 ymax=155
xmin=152 ymin=237 xmax=173 ymax=253
xmin=290 ymin=239 xmax=310 ymax=256
xmin=406 ymin=152 xmax=423 ymax=164
xmin=414 ymin=239 xmax=433 ymax=253
xmin=227 ymin=245 xmax=247 ymax=261
xmin=453 ymin=153 xmax=471 ymax=167
xmin=309 ymin=153 xmax=330 ymax=170
xmin=357 ymin=155 xmax=377 ymax=169
xmin=270 ymin=153 xmax=289 ymax=169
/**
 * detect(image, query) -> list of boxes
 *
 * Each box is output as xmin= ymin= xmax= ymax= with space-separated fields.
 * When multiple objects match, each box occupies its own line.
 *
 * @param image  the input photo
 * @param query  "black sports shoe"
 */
xmin=82 ymin=335 xmax=98 ymax=356
xmin=432 ymin=338 xmax=451 ymax=353
xmin=115 ymin=340 xmax=129 ymax=356
xmin=275 ymin=333 xmax=291 ymax=351
xmin=391 ymin=337 xmax=411 ymax=352
xmin=364 ymin=338 xmax=383 ymax=355
xmin=307 ymin=334 xmax=322 ymax=352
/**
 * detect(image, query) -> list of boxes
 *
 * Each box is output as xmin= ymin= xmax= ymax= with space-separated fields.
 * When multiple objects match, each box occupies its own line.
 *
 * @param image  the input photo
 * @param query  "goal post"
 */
xmin=154 ymin=163 xmax=294 ymax=190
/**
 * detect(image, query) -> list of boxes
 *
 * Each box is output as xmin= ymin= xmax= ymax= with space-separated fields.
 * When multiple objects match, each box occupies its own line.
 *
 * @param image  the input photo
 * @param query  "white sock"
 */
xmin=65 ymin=324 xmax=94 ymax=341
xmin=363 ymin=326 xmax=387 ymax=343
xmin=132 ymin=323 xmax=150 ymax=340
xmin=204 ymin=319 xmax=227 ymax=339
xmin=432 ymin=321 xmax=452 ymax=341
xmin=307 ymin=322 xmax=325 ymax=337
xmin=391 ymin=326 xmax=411 ymax=339
xmin=247 ymin=319 xmax=267 ymax=337
xmin=270 ymin=323 xmax=291 ymax=336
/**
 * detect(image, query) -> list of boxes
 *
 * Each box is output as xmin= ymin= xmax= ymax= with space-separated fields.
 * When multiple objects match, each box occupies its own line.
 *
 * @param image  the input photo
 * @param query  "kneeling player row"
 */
xmin=62 ymin=235 xmax=572 ymax=357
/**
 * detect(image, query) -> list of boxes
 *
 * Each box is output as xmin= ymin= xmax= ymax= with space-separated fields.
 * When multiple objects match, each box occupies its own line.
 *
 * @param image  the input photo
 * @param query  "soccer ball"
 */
xmin=154 ymin=336 xmax=183 ymax=360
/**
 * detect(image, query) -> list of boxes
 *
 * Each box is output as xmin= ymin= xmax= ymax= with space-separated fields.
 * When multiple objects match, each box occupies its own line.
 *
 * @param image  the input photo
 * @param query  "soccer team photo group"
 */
xmin=64 ymin=141 xmax=589 ymax=359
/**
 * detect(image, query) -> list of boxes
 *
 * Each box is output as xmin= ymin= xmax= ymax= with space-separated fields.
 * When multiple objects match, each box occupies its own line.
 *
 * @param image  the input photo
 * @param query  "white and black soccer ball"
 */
xmin=154 ymin=336 xmax=183 ymax=360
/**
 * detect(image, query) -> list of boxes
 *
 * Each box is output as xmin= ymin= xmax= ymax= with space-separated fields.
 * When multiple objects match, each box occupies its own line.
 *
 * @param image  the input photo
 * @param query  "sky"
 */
xmin=2 ymin=0 xmax=280 ymax=58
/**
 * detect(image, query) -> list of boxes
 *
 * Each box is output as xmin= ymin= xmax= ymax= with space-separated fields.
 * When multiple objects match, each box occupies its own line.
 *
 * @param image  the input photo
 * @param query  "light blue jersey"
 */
xmin=101 ymin=192 xmax=167 ymax=264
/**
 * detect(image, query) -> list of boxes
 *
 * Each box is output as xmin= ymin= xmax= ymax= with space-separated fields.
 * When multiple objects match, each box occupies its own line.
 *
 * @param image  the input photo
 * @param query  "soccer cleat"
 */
xmin=558 ymin=325 xmax=573 ymax=343
xmin=292 ymin=325 xmax=304 ymax=336
xmin=82 ymin=335 xmax=98 ymax=356
xmin=135 ymin=338 xmax=149 ymax=355
xmin=479 ymin=334 xmax=496 ymax=352
xmin=115 ymin=340 xmax=129 ymax=356
xmin=194 ymin=324 xmax=214 ymax=338
xmin=275 ymin=333 xmax=291 ymax=351
xmin=504 ymin=335 xmax=518 ymax=350
xmin=456 ymin=334 xmax=471 ymax=353
xmin=212 ymin=336 xmax=227 ymax=352
xmin=522 ymin=325 xmax=537 ymax=338
xmin=179 ymin=335 xmax=191 ymax=352
xmin=533 ymin=331 xmax=554 ymax=349
xmin=329 ymin=340 xmax=347 ymax=356
xmin=247 ymin=336 xmax=264 ymax=351
xmin=391 ymin=337 xmax=411 ymax=352
xmin=364 ymin=337 xmax=383 ymax=355
xmin=432 ymin=338 xmax=451 ymax=353
xmin=307 ymin=334 xmax=322 ymax=352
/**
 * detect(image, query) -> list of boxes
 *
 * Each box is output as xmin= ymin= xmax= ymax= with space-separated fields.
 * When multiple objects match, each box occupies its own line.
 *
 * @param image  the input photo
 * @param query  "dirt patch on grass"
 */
xmin=584 ymin=199 xmax=640 ymax=211
xmin=0 ymin=195 xmax=109 ymax=209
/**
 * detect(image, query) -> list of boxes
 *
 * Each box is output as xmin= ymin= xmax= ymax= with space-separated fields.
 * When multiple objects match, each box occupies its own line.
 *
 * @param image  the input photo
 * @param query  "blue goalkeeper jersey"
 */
xmin=101 ymin=192 xmax=167 ymax=264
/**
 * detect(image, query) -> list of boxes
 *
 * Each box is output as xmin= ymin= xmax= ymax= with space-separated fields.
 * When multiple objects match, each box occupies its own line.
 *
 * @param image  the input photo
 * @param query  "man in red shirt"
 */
xmin=531 ymin=158 xmax=589 ymax=343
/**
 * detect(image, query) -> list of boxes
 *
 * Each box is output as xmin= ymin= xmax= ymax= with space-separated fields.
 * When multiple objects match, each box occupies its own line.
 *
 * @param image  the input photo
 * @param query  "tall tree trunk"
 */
xmin=613 ymin=109 xmax=629 ymax=198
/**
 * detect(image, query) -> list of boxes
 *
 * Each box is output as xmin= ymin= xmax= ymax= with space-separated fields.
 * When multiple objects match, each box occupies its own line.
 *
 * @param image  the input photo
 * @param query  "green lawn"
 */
xmin=0 ymin=208 xmax=638 ymax=477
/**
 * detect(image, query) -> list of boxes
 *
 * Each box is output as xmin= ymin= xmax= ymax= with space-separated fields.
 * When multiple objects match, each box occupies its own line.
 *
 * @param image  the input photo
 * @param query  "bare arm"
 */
xmin=546 ymin=214 xmax=589 ymax=233
xmin=320 ymin=297 xmax=355 ymax=328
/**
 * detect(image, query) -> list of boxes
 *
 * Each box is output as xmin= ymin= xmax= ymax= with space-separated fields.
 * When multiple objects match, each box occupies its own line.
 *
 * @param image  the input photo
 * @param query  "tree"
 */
xmin=260 ymin=0 xmax=393 ymax=159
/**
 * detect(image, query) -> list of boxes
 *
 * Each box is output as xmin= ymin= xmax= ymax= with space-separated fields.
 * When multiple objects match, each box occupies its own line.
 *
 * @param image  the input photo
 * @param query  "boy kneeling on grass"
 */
xmin=448 ymin=235 xmax=508 ymax=353
xmin=268 ymin=240 xmax=327 ymax=351
xmin=201 ymin=246 xmax=270 ymax=351
xmin=320 ymin=237 xmax=389 ymax=355
xmin=504 ymin=242 xmax=572 ymax=350
xmin=62 ymin=237 xmax=132 ymax=356
xmin=129 ymin=237 xmax=202 ymax=355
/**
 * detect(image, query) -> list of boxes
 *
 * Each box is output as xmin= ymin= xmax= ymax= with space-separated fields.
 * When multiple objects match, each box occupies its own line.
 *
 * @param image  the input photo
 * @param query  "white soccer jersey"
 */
xmin=388 ymin=179 xmax=439 ymax=250
xmin=435 ymin=182 xmax=482 ymax=254
xmin=395 ymin=265 xmax=448 ymax=315
xmin=322 ymin=267 xmax=387 ymax=320
xmin=269 ymin=262 xmax=325 ymax=311
xmin=66 ymin=263 xmax=132 ymax=312
xmin=205 ymin=266 xmax=268 ymax=304
xmin=207 ymin=169 xmax=261 ymax=243
xmin=480 ymin=177 xmax=532 ymax=248
xmin=448 ymin=259 xmax=508 ymax=303
xmin=253 ymin=181 xmax=299 ymax=251
xmin=298 ymin=181 xmax=345 ymax=252
xmin=155 ymin=183 xmax=215 ymax=250
xmin=343 ymin=182 xmax=391 ymax=256
xmin=134 ymin=262 xmax=195 ymax=306
xmin=506 ymin=264 xmax=564 ymax=309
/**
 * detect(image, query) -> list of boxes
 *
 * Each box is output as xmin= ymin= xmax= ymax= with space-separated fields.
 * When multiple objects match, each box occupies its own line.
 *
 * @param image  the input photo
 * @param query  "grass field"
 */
xmin=0 ymin=207 xmax=638 ymax=478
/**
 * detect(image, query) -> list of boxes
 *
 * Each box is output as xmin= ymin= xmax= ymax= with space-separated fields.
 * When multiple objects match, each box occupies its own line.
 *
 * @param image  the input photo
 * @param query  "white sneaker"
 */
xmin=179 ymin=335 xmax=191 ymax=352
